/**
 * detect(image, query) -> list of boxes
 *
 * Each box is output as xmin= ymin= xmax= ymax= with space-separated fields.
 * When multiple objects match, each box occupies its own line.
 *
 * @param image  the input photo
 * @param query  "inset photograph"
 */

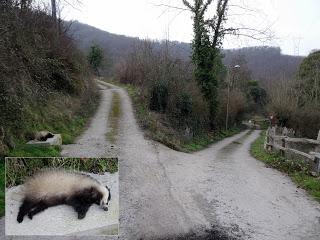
xmin=5 ymin=157 xmax=118 ymax=236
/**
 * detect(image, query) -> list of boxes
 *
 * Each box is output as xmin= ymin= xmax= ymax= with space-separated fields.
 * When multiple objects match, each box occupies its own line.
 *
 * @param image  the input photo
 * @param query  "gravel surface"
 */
xmin=117 ymin=83 xmax=320 ymax=240
xmin=61 ymin=84 xmax=116 ymax=157
xmin=2 ymin=81 xmax=320 ymax=240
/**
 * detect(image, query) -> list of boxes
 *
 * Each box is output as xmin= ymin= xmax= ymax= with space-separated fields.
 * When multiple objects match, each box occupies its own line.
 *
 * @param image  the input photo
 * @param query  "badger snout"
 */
xmin=100 ymin=201 xmax=109 ymax=211
xmin=102 ymin=206 xmax=108 ymax=211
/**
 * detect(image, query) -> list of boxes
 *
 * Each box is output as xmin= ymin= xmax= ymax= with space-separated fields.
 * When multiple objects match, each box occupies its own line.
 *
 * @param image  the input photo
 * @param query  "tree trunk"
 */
xmin=51 ymin=0 xmax=57 ymax=22
xmin=51 ymin=0 xmax=59 ymax=42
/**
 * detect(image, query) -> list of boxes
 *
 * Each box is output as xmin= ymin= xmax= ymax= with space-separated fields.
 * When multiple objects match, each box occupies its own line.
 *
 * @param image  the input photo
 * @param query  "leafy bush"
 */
xmin=176 ymin=92 xmax=193 ymax=118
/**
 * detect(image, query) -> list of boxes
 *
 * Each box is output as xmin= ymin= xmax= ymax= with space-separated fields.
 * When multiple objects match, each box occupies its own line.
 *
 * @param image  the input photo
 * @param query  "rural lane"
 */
xmin=116 ymin=81 xmax=320 ymax=240
xmin=1 ymin=81 xmax=320 ymax=240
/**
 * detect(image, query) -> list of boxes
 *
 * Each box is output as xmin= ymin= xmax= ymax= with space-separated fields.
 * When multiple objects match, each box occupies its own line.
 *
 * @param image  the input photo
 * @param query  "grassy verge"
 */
xmin=7 ymin=145 xmax=61 ymax=158
xmin=103 ymin=79 xmax=242 ymax=152
xmin=250 ymin=131 xmax=320 ymax=202
xmin=6 ymin=93 xmax=100 ymax=158
xmin=106 ymin=92 xmax=122 ymax=144
xmin=0 ymin=86 xmax=101 ymax=216
xmin=6 ymin=157 xmax=118 ymax=188
xmin=181 ymin=128 xmax=242 ymax=152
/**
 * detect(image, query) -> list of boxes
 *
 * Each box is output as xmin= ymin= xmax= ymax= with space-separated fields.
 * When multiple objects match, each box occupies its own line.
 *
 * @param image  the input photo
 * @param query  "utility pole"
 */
xmin=225 ymin=65 xmax=240 ymax=131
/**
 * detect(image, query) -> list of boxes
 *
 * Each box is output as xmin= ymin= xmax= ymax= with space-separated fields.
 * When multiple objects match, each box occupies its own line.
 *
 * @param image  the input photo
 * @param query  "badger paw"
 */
xmin=17 ymin=215 xmax=23 ymax=223
xmin=78 ymin=212 xmax=86 ymax=219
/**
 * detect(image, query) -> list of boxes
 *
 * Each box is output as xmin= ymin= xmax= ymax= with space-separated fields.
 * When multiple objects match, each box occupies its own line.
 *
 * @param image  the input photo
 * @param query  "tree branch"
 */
xmin=153 ymin=3 xmax=189 ymax=11
xmin=182 ymin=0 xmax=194 ymax=11
xmin=212 ymin=0 xmax=229 ymax=48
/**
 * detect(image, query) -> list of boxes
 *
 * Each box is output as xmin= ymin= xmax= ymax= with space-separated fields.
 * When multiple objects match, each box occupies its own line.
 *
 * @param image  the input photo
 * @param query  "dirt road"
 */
xmin=116 ymin=82 xmax=320 ymax=240
xmin=2 ymin=81 xmax=320 ymax=240
xmin=61 ymin=83 xmax=114 ymax=157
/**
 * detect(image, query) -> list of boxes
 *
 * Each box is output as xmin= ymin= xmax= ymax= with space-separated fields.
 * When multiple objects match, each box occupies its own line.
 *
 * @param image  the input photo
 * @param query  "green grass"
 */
xmin=1 ymin=88 xmax=101 ymax=216
xmin=251 ymin=131 xmax=320 ymax=202
xmin=7 ymin=145 xmax=61 ymax=158
xmin=106 ymin=92 xmax=122 ymax=144
xmin=5 ymin=115 xmax=92 ymax=157
xmin=182 ymin=128 xmax=242 ymax=152
xmin=6 ymin=157 xmax=118 ymax=188
xmin=5 ymin=92 xmax=100 ymax=158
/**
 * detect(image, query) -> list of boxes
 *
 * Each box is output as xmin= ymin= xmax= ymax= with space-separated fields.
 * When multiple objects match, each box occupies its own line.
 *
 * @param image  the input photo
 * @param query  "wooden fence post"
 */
xmin=314 ymin=156 xmax=320 ymax=175
xmin=281 ymin=137 xmax=286 ymax=156
xmin=264 ymin=128 xmax=268 ymax=150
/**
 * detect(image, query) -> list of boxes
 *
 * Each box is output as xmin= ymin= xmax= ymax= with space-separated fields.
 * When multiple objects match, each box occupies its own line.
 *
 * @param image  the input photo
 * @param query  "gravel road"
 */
xmin=61 ymin=83 xmax=115 ymax=157
xmin=117 ymin=83 xmax=320 ymax=240
xmin=2 ymin=81 xmax=320 ymax=240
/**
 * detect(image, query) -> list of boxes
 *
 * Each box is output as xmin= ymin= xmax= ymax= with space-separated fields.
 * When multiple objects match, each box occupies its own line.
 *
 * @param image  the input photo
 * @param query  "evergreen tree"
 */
xmin=298 ymin=50 xmax=320 ymax=103
xmin=87 ymin=44 xmax=103 ymax=76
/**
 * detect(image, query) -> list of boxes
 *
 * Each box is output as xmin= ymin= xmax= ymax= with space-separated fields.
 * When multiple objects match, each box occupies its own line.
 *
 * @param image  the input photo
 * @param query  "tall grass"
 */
xmin=6 ymin=157 xmax=118 ymax=188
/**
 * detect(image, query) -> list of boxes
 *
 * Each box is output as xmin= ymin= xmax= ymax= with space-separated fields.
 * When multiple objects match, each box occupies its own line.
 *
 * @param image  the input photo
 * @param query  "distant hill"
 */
xmin=68 ymin=21 xmax=303 ymax=84
xmin=68 ymin=21 xmax=191 ymax=62
xmin=224 ymin=47 xmax=303 ymax=86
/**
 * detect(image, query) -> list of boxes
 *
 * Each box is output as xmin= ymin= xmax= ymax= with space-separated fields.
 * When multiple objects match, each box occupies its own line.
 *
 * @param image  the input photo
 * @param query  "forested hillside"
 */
xmin=69 ymin=21 xmax=303 ymax=84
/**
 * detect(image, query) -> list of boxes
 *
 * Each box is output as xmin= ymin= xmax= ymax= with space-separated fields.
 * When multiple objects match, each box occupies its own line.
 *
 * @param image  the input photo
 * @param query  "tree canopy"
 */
xmin=298 ymin=50 xmax=320 ymax=103
xmin=87 ymin=44 xmax=104 ymax=76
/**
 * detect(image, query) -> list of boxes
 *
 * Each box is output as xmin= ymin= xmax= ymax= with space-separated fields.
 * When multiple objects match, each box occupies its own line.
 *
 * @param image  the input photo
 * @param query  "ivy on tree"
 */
xmin=87 ymin=44 xmax=103 ymax=76
xmin=183 ymin=0 xmax=228 ymax=128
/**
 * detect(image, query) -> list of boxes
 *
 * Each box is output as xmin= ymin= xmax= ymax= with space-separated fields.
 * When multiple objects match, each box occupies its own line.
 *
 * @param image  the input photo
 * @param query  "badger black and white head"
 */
xmin=17 ymin=169 xmax=111 ymax=223
xmin=34 ymin=131 xmax=54 ymax=141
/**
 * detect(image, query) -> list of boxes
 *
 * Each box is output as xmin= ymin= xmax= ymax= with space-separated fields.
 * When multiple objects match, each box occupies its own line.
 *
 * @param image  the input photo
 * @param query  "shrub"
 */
xmin=176 ymin=92 xmax=193 ymax=118
xmin=216 ymin=89 xmax=246 ymax=129
xmin=149 ymin=82 xmax=169 ymax=113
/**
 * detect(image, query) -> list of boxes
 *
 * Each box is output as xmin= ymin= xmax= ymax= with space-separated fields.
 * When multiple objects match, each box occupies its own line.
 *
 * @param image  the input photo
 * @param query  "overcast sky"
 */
xmin=55 ymin=0 xmax=319 ymax=56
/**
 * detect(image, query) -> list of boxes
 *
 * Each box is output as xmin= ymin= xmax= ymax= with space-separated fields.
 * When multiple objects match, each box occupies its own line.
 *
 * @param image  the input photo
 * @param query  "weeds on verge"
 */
xmin=5 ymin=157 xmax=118 ymax=188
xmin=106 ymin=92 xmax=122 ymax=144
xmin=250 ymin=131 xmax=320 ymax=202
xmin=103 ymin=79 xmax=242 ymax=152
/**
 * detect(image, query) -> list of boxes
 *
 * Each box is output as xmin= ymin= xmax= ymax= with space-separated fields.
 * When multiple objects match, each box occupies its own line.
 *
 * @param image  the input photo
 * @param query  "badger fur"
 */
xmin=34 ymin=131 xmax=54 ymax=141
xmin=17 ymin=169 xmax=111 ymax=223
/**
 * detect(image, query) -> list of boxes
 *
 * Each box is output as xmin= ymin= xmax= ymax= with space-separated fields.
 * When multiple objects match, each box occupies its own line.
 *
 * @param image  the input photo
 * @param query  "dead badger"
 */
xmin=17 ymin=169 xmax=111 ymax=223
xmin=34 ymin=131 xmax=54 ymax=141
